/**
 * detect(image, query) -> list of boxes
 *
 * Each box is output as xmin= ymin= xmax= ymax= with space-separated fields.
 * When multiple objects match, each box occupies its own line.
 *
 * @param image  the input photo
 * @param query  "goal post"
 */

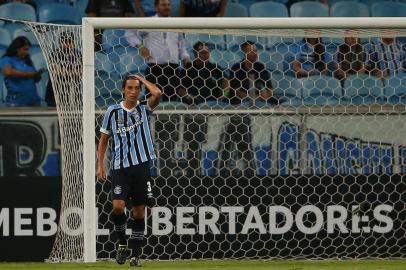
xmin=16 ymin=17 xmax=406 ymax=262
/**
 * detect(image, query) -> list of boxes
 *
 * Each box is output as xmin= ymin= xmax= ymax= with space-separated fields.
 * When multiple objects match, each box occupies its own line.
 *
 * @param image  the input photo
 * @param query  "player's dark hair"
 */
xmin=240 ymin=40 xmax=256 ymax=51
xmin=193 ymin=41 xmax=209 ymax=57
xmin=4 ymin=36 xmax=34 ymax=67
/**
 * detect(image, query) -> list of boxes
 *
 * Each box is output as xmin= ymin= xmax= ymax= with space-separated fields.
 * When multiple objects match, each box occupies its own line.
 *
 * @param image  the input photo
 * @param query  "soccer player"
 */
xmin=97 ymin=74 xmax=161 ymax=267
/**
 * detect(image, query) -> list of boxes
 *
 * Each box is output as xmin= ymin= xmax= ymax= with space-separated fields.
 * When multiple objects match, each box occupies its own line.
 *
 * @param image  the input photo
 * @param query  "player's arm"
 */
xmin=96 ymin=132 xmax=109 ymax=181
xmin=135 ymin=74 xmax=162 ymax=109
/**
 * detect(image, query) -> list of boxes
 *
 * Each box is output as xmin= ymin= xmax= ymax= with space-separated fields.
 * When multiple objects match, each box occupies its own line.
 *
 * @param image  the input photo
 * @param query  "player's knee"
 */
xmin=112 ymin=200 xmax=126 ymax=214
xmin=132 ymin=205 xmax=145 ymax=219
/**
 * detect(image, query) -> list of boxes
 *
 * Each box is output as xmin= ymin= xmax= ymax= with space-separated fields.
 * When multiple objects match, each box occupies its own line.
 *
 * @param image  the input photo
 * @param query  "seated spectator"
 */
xmin=86 ymin=0 xmax=134 ymax=17
xmin=334 ymin=37 xmax=367 ymax=80
xmin=228 ymin=41 xmax=274 ymax=105
xmin=180 ymin=0 xmax=228 ymax=17
xmin=86 ymin=0 xmax=134 ymax=51
xmin=179 ymin=42 xmax=226 ymax=105
xmin=291 ymin=37 xmax=327 ymax=78
xmin=45 ymin=32 xmax=82 ymax=107
xmin=135 ymin=0 xmax=156 ymax=16
xmin=365 ymin=37 xmax=406 ymax=78
xmin=0 ymin=36 xmax=44 ymax=107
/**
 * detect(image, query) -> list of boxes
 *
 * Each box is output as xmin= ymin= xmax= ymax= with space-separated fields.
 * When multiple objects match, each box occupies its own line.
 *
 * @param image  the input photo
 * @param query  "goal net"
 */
xmin=20 ymin=17 xmax=406 ymax=261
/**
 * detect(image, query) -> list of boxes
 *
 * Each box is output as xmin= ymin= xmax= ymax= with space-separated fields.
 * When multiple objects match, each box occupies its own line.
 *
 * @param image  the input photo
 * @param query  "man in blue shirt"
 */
xmin=291 ymin=37 xmax=327 ymax=79
xmin=97 ymin=74 xmax=162 ymax=267
xmin=365 ymin=37 xmax=406 ymax=78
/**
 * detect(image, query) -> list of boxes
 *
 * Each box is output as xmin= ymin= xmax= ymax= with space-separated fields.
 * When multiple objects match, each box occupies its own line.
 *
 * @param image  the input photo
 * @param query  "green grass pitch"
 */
xmin=0 ymin=260 xmax=405 ymax=270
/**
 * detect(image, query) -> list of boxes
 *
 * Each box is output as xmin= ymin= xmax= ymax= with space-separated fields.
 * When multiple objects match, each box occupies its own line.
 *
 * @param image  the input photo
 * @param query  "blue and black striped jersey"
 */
xmin=100 ymin=100 xmax=156 ymax=170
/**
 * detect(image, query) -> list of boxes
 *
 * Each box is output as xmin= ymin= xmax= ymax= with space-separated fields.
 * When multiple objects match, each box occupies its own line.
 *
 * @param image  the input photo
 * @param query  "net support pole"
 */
xmin=82 ymin=18 xmax=96 ymax=263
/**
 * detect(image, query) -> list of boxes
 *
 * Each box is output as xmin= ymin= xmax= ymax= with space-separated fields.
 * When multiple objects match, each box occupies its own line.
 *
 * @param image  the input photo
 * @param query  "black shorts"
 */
xmin=111 ymin=162 xmax=153 ymax=206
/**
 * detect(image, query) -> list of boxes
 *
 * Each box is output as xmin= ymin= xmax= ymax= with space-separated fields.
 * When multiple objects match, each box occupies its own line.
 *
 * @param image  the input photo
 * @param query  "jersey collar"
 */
xmin=120 ymin=100 xmax=139 ymax=112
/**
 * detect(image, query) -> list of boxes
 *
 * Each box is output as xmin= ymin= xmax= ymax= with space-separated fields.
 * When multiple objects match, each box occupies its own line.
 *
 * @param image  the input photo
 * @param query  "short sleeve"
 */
xmin=0 ymin=56 xmax=12 ymax=70
xmin=100 ymin=107 xmax=114 ymax=135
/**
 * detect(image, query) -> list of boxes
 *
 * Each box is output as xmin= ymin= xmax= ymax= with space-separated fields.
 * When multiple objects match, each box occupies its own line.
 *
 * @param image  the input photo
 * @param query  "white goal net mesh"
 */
xmin=20 ymin=20 xmax=406 ymax=261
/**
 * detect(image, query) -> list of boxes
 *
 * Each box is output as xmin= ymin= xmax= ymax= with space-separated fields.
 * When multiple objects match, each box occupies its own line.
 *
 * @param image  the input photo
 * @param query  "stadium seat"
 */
xmin=0 ymin=2 xmax=37 ymax=21
xmin=301 ymin=76 xmax=342 ymax=105
xmin=35 ymin=0 xmax=59 ymax=9
xmin=210 ymin=50 xmax=242 ymax=70
xmin=384 ymin=73 xmax=406 ymax=104
xmin=95 ymin=52 xmax=121 ymax=107
xmin=118 ymin=52 xmax=147 ymax=75
xmin=102 ymin=29 xmax=130 ymax=54
xmin=13 ymin=29 xmax=39 ymax=46
xmin=331 ymin=1 xmax=370 ymax=17
xmin=271 ymin=73 xmax=303 ymax=106
xmin=38 ymin=3 xmax=80 ymax=24
xmin=170 ymin=0 xmax=180 ymax=16
xmin=31 ymin=52 xmax=49 ymax=103
xmin=328 ymin=0 xmax=356 ymax=5
xmin=0 ymin=28 xmax=12 ymax=51
xmin=249 ymin=1 xmax=289 ymax=17
xmin=74 ymin=0 xmax=89 ymax=16
xmin=290 ymin=1 xmax=329 ymax=17
xmin=371 ymin=1 xmax=406 ymax=17
xmin=343 ymin=74 xmax=385 ymax=105
xmin=224 ymin=3 xmax=248 ymax=17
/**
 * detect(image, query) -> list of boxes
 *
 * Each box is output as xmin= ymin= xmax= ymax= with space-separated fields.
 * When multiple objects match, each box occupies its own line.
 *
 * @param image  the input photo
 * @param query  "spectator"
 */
xmin=365 ymin=37 xmax=406 ymax=79
xmin=45 ymin=32 xmax=82 ymax=107
xmin=179 ymin=0 xmax=228 ymax=17
xmin=179 ymin=41 xmax=226 ymax=105
xmin=0 ymin=36 xmax=43 ymax=107
xmin=125 ymin=0 xmax=190 ymax=102
xmin=334 ymin=37 xmax=367 ymax=80
xmin=86 ymin=0 xmax=134 ymax=17
xmin=228 ymin=41 xmax=274 ymax=105
xmin=291 ymin=37 xmax=327 ymax=79
xmin=86 ymin=0 xmax=134 ymax=51
xmin=135 ymin=0 xmax=156 ymax=16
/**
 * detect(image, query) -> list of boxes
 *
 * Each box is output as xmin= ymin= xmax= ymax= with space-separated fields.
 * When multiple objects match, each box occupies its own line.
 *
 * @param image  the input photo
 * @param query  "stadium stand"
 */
xmin=0 ymin=28 xmax=11 ymax=52
xmin=0 ymin=2 xmax=37 ymax=21
xmin=330 ymin=1 xmax=370 ymax=17
xmin=38 ymin=3 xmax=80 ymax=24
xmin=290 ymin=1 xmax=329 ymax=17
xmin=371 ymin=1 xmax=406 ymax=17
xmin=249 ymin=1 xmax=289 ymax=17
xmin=224 ymin=3 xmax=248 ymax=17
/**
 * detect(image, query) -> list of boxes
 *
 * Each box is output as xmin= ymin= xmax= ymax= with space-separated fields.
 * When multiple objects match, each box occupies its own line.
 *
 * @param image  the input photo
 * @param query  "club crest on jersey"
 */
xmin=133 ymin=111 xmax=140 ymax=122
xmin=117 ymin=118 xmax=124 ymax=124
xmin=113 ymin=185 xmax=122 ymax=195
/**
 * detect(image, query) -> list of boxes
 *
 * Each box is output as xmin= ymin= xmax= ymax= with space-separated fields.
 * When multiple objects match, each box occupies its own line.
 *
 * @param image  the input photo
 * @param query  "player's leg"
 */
xmin=129 ymin=204 xmax=145 ymax=267
xmin=128 ymin=162 xmax=153 ymax=267
xmin=111 ymin=169 xmax=131 ymax=264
